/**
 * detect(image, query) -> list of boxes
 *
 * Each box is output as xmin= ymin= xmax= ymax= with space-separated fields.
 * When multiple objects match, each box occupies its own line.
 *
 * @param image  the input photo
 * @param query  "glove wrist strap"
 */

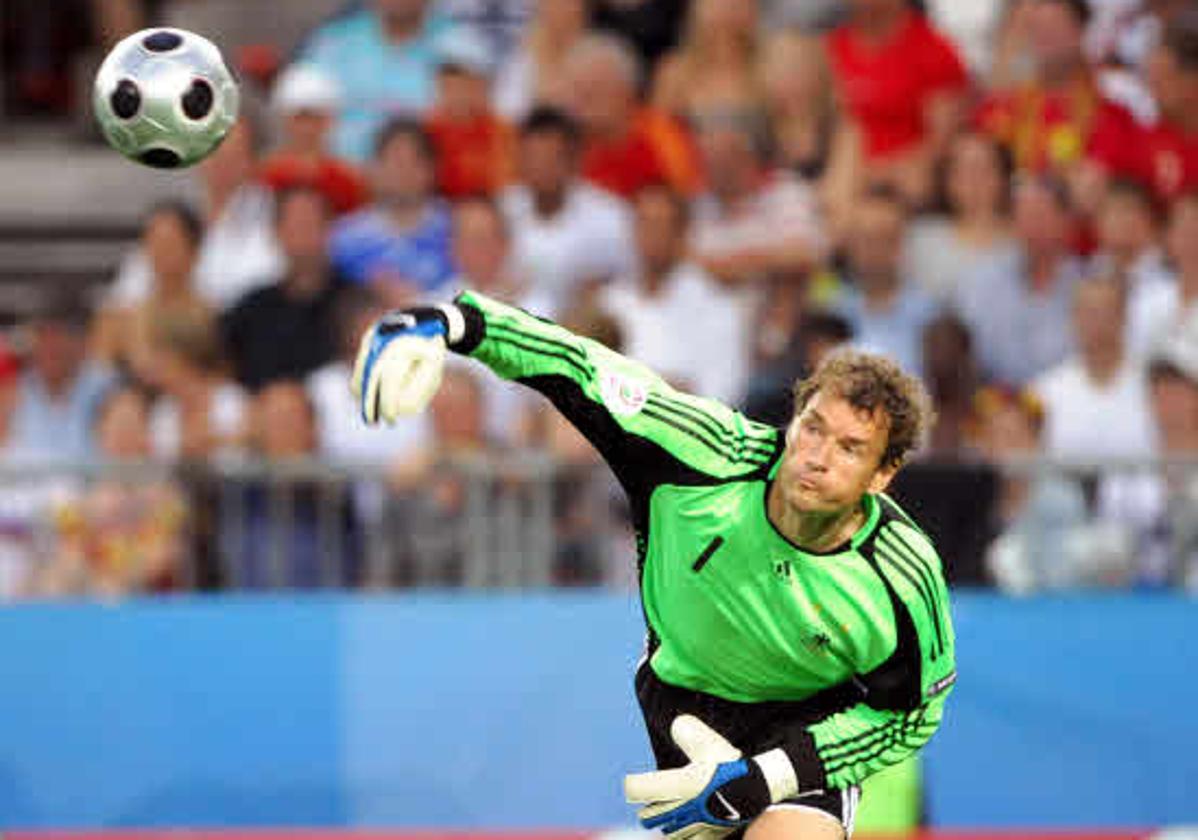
xmin=436 ymin=303 xmax=466 ymax=345
xmin=755 ymin=748 xmax=800 ymax=802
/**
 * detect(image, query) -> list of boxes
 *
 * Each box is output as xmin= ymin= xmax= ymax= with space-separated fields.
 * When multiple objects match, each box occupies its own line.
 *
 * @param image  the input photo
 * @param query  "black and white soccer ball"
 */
xmin=93 ymin=28 xmax=239 ymax=169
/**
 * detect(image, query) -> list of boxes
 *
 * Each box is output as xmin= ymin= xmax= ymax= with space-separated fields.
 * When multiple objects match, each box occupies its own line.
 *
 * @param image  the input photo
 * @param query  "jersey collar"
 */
xmin=760 ymin=484 xmax=881 ymax=558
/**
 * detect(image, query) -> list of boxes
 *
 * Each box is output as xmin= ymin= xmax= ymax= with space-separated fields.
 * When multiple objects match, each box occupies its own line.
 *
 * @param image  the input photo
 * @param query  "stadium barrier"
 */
xmin=0 ymin=594 xmax=1195 ymax=830
xmin=0 ymin=454 xmax=1195 ymax=596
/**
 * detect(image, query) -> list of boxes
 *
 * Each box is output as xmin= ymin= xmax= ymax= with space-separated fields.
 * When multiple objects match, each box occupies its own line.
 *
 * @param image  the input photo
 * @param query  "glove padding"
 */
xmin=350 ymin=308 xmax=449 ymax=424
xmin=625 ymin=716 xmax=768 ymax=840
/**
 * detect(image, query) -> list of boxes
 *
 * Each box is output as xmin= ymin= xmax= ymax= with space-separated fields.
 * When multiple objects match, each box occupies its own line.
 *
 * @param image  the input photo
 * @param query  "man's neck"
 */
xmin=1164 ymin=101 xmax=1198 ymax=135
xmin=861 ymin=275 xmax=901 ymax=312
xmin=382 ymin=13 xmax=422 ymax=44
xmin=532 ymin=186 xmax=568 ymax=218
xmin=1179 ymin=266 xmax=1198 ymax=304
xmin=1039 ymin=58 xmax=1085 ymax=92
xmin=285 ymin=260 xmax=327 ymax=300
xmin=714 ymin=178 xmax=755 ymax=215
xmin=39 ymin=372 xmax=76 ymax=401
xmin=641 ymin=260 xmax=677 ymax=297
xmin=1026 ymin=249 xmax=1061 ymax=292
xmin=385 ymin=197 xmax=427 ymax=230
xmin=766 ymin=482 xmax=868 ymax=554
xmin=1083 ymin=346 xmax=1123 ymax=385
xmin=854 ymin=6 xmax=904 ymax=41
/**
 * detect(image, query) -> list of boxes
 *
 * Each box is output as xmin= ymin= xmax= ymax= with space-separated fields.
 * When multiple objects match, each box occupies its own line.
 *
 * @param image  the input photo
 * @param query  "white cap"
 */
xmin=272 ymin=63 xmax=342 ymax=114
xmin=434 ymin=27 xmax=494 ymax=77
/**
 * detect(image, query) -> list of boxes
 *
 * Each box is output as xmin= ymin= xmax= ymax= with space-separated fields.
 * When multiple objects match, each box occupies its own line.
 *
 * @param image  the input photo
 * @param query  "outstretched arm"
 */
xmin=352 ymin=291 xmax=781 ymax=514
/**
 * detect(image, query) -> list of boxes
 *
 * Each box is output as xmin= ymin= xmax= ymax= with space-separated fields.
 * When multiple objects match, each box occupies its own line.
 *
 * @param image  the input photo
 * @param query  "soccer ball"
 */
xmin=92 ymin=28 xmax=239 ymax=169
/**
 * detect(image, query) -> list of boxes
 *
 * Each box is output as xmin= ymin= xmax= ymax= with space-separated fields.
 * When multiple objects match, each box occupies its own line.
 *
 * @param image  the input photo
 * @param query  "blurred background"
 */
xmin=0 ymin=0 xmax=1196 ymax=836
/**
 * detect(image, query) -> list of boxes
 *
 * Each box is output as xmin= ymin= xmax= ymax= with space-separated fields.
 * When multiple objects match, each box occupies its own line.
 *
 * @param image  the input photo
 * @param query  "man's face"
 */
xmin=373 ymin=0 xmax=427 ymax=27
xmin=30 ymin=321 xmax=85 ymax=388
xmin=778 ymin=391 xmax=896 ymax=515
xmin=373 ymin=133 xmax=433 ymax=204
xmin=1151 ymin=371 xmax=1198 ymax=450
xmin=1167 ymin=198 xmax=1198 ymax=272
xmin=1072 ymin=281 xmax=1124 ymax=362
xmin=519 ymin=131 xmax=574 ymax=196
xmin=1028 ymin=1 xmax=1084 ymax=76
xmin=633 ymin=190 xmax=685 ymax=274
xmin=1147 ymin=43 xmax=1197 ymax=119
xmin=698 ymin=123 xmax=755 ymax=198
xmin=284 ymin=110 xmax=333 ymax=154
xmin=452 ymin=203 xmax=508 ymax=285
xmin=1013 ymin=182 xmax=1068 ymax=254
xmin=565 ymin=53 xmax=631 ymax=135
xmin=847 ymin=0 xmax=905 ymax=19
xmin=435 ymin=67 xmax=490 ymax=118
xmin=1098 ymin=193 xmax=1154 ymax=260
xmin=277 ymin=191 xmax=329 ymax=264
xmin=848 ymin=199 xmax=905 ymax=288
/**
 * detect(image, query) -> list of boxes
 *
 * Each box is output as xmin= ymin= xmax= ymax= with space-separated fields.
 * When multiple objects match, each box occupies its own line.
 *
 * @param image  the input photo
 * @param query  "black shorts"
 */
xmin=635 ymin=663 xmax=861 ymax=837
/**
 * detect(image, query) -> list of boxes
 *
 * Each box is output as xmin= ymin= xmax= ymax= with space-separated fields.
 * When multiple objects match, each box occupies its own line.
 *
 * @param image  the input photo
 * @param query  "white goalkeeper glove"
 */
xmin=625 ymin=716 xmax=803 ymax=840
xmin=349 ymin=304 xmax=465 ymax=424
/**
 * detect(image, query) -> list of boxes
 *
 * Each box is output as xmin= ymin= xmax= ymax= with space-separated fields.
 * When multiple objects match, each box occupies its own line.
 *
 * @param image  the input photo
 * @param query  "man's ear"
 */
xmin=868 ymin=461 xmax=900 ymax=495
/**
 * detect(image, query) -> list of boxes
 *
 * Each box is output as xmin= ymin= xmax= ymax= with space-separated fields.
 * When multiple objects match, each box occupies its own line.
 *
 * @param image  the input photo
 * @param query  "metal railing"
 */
xmin=0 ymin=453 xmax=1195 ymax=599
xmin=0 ymin=453 xmax=629 ymax=599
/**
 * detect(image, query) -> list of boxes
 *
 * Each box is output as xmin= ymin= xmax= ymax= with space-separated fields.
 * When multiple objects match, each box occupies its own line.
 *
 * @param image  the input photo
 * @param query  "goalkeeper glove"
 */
xmin=625 ymin=715 xmax=804 ymax=840
xmin=350 ymin=304 xmax=465 ymax=424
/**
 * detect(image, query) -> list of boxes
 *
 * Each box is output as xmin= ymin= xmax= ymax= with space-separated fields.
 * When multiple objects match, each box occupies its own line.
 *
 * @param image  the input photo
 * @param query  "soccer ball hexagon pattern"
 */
xmin=93 ymin=28 xmax=240 ymax=169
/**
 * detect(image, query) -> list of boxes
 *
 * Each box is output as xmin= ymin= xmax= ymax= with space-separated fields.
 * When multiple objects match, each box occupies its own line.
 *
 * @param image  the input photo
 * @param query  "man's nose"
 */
xmin=802 ymin=440 xmax=831 ymax=472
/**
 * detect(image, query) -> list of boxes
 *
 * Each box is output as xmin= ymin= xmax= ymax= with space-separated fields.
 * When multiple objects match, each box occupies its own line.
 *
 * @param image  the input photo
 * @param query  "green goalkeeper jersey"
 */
xmin=452 ymin=291 xmax=956 ymax=791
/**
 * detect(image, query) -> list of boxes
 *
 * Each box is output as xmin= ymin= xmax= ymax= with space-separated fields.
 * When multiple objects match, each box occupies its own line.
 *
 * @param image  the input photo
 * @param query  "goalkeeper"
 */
xmin=352 ymin=292 xmax=955 ymax=840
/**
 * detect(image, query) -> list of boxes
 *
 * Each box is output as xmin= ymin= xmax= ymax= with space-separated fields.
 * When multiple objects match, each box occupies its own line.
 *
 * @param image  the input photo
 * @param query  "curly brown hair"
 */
xmin=791 ymin=349 xmax=934 ymax=469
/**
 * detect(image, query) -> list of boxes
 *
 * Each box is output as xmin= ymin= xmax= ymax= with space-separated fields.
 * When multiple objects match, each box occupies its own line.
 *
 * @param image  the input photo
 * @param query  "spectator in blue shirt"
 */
xmin=5 ymin=300 xmax=112 ymax=463
xmin=953 ymin=176 xmax=1085 ymax=385
xmin=301 ymin=0 xmax=454 ymax=161
xmin=329 ymin=119 xmax=456 ymax=308
xmin=834 ymin=188 xmax=940 ymax=379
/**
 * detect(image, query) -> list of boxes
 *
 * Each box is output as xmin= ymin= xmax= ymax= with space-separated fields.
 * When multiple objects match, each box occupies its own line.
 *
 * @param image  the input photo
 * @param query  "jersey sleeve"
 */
xmin=450 ymin=290 xmax=779 ymax=507
xmin=778 ymin=518 xmax=957 ymax=791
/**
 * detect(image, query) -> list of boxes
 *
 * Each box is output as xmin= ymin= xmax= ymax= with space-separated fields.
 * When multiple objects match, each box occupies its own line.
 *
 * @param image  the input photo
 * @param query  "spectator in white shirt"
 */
xmin=600 ymin=185 xmax=751 ymax=404
xmin=834 ymin=188 xmax=939 ymax=379
xmin=1098 ymin=321 xmax=1198 ymax=590
xmin=954 ymin=175 xmax=1085 ymax=384
xmin=500 ymin=106 xmax=635 ymax=318
xmin=1092 ymin=179 xmax=1175 ymax=358
xmin=1130 ymin=191 xmax=1198 ymax=354
xmin=689 ymin=105 xmax=827 ymax=366
xmin=903 ymin=132 xmax=1017 ymax=303
xmin=1034 ymin=273 xmax=1157 ymax=460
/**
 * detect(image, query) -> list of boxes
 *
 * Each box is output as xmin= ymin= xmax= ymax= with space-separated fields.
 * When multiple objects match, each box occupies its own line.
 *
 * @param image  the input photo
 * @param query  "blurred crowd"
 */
xmin=1 ymin=0 xmax=1197 ymax=598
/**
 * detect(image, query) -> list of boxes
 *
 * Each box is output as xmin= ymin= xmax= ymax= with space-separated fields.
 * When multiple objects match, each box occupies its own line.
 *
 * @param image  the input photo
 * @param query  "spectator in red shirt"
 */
xmin=563 ymin=34 xmax=702 ymax=198
xmin=1088 ymin=12 xmax=1198 ymax=205
xmin=827 ymin=0 xmax=969 ymax=207
xmin=260 ymin=64 xmax=370 ymax=216
xmin=976 ymin=0 xmax=1123 ymax=180
xmin=424 ymin=28 xmax=516 ymax=199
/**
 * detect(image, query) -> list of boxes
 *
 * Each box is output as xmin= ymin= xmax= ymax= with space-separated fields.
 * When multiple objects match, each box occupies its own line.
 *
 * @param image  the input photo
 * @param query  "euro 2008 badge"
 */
xmin=599 ymin=370 xmax=648 ymax=417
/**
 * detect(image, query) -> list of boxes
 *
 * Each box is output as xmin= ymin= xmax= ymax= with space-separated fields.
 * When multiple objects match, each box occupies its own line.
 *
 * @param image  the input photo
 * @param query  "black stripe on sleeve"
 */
xmin=877 ymin=533 xmax=946 ymax=657
xmin=876 ymin=545 xmax=943 ymax=661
